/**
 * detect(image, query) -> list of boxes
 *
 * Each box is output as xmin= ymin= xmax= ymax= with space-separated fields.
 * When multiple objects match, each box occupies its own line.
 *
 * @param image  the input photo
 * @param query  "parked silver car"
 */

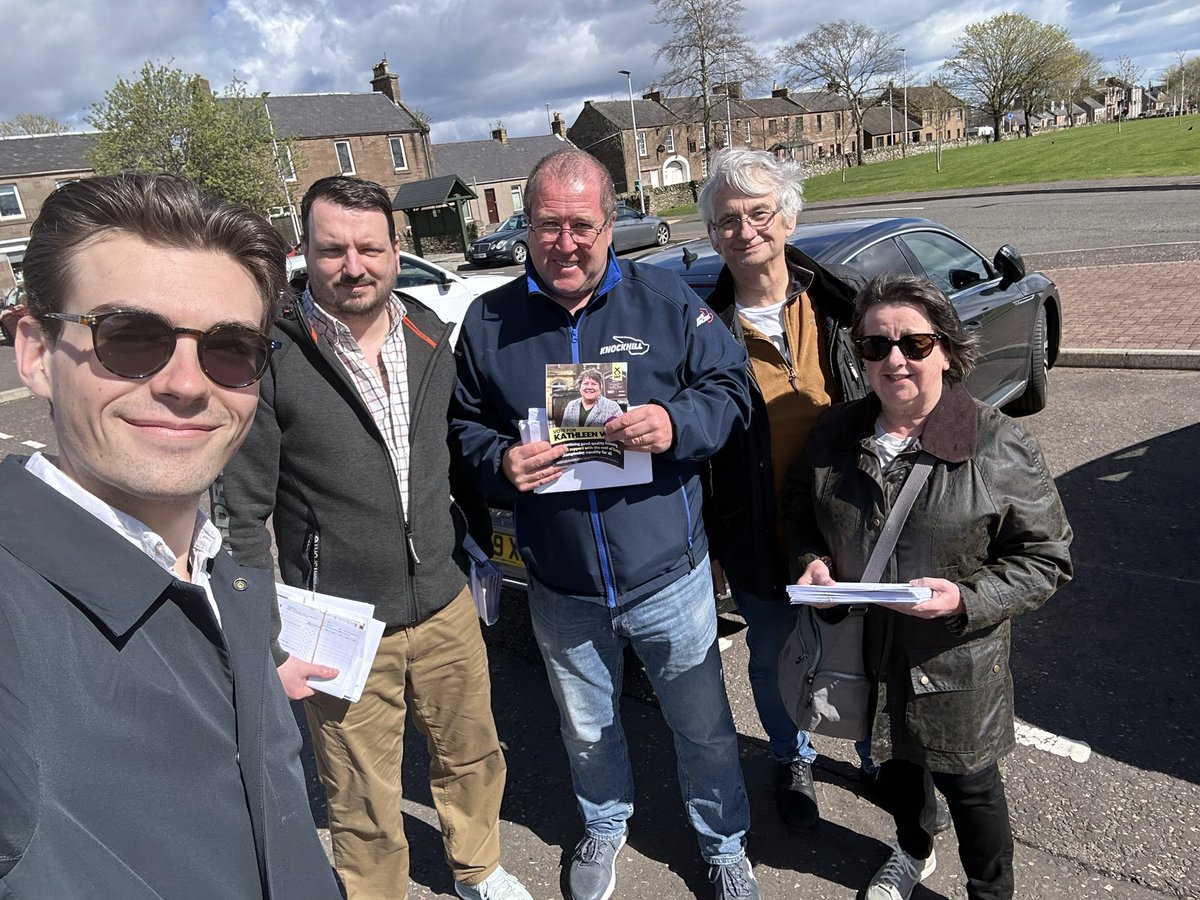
xmin=467 ymin=207 xmax=671 ymax=268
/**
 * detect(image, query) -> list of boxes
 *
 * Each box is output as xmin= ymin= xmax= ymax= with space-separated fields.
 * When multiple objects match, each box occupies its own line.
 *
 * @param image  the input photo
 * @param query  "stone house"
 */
xmin=433 ymin=118 xmax=572 ymax=228
xmin=0 ymin=132 xmax=95 ymax=292
xmin=263 ymin=59 xmax=432 ymax=243
xmin=901 ymin=85 xmax=969 ymax=143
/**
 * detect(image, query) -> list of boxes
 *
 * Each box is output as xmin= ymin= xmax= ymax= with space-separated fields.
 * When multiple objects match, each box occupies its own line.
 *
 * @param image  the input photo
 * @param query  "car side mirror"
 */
xmin=993 ymin=244 xmax=1026 ymax=289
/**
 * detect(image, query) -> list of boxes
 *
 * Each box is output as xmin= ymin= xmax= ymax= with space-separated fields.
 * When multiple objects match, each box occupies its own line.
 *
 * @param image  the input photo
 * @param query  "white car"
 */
xmin=287 ymin=251 xmax=516 ymax=340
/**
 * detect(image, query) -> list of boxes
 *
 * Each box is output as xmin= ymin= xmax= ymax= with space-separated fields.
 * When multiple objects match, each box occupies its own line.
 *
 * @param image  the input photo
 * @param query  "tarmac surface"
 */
xmin=1 ymin=176 xmax=1197 ymax=899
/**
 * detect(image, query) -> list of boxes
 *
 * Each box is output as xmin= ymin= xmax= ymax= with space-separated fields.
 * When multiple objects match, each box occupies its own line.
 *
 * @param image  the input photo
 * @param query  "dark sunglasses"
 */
xmin=43 ymin=310 xmax=279 ymax=388
xmin=854 ymin=333 xmax=944 ymax=362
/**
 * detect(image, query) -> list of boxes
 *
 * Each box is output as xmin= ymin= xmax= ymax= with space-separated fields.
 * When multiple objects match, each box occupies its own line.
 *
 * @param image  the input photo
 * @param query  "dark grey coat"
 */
xmin=784 ymin=383 xmax=1073 ymax=773
xmin=220 ymin=295 xmax=490 ymax=655
xmin=0 ymin=456 xmax=339 ymax=898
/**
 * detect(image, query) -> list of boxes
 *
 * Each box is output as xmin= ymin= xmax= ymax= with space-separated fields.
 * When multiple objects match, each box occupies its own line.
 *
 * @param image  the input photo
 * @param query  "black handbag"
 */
xmin=778 ymin=452 xmax=934 ymax=739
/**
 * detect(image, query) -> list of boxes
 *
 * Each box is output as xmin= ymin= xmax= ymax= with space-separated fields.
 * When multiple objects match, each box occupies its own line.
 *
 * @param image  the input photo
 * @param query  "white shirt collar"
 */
xmin=23 ymin=451 xmax=223 ymax=586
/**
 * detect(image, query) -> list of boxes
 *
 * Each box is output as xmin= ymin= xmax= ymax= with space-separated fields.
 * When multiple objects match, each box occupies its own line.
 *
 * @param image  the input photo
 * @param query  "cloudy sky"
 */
xmin=3 ymin=0 xmax=1197 ymax=144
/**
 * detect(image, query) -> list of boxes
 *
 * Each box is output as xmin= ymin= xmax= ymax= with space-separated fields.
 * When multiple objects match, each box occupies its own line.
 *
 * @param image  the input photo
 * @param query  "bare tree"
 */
xmin=650 ymin=0 xmax=765 ymax=170
xmin=1056 ymin=49 xmax=1106 ymax=126
xmin=942 ymin=12 xmax=1077 ymax=141
xmin=776 ymin=19 xmax=899 ymax=165
xmin=1163 ymin=53 xmax=1199 ymax=116
xmin=1109 ymin=54 xmax=1145 ymax=130
xmin=0 ymin=113 xmax=70 ymax=137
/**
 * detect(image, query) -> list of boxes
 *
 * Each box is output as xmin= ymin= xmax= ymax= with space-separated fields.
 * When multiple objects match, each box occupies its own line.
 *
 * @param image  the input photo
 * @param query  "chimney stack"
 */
xmin=772 ymin=86 xmax=790 ymax=100
xmin=371 ymin=58 xmax=401 ymax=103
xmin=551 ymin=112 xmax=565 ymax=136
xmin=642 ymin=89 xmax=662 ymax=103
xmin=491 ymin=125 xmax=509 ymax=144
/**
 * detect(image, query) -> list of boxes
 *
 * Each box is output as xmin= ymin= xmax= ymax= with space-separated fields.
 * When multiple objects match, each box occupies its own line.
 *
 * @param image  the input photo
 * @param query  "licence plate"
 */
xmin=491 ymin=531 xmax=524 ymax=568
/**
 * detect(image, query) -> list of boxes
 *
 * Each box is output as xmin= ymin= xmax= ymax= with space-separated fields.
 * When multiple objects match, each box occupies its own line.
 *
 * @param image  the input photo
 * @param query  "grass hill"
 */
xmin=803 ymin=115 xmax=1200 ymax=202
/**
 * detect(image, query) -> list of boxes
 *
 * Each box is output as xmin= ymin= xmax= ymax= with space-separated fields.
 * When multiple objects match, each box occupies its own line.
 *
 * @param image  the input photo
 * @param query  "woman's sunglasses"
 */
xmin=854 ymin=333 xmax=944 ymax=362
xmin=42 ymin=310 xmax=279 ymax=388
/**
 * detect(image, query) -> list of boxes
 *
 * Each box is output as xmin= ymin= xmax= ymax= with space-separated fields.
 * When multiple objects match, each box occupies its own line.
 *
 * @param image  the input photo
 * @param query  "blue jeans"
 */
xmin=527 ymin=555 xmax=750 ymax=864
xmin=731 ymin=586 xmax=817 ymax=765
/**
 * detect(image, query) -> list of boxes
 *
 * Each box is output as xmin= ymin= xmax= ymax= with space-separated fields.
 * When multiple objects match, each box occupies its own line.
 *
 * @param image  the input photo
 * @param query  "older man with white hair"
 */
xmin=699 ymin=149 xmax=867 ymax=831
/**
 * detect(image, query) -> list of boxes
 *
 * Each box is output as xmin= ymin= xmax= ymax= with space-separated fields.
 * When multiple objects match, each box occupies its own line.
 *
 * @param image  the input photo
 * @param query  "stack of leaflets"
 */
xmin=786 ymin=583 xmax=933 ymax=605
xmin=275 ymin=583 xmax=385 ymax=702
xmin=464 ymin=535 xmax=501 ymax=626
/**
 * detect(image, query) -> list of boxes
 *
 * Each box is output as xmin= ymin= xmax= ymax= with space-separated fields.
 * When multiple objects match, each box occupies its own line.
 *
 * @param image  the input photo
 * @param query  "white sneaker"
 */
xmin=864 ymin=839 xmax=937 ymax=900
xmin=455 ymin=864 xmax=532 ymax=900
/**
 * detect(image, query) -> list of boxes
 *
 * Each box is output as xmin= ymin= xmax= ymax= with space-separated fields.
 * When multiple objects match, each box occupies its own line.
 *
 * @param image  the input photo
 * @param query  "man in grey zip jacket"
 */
xmin=220 ymin=177 xmax=529 ymax=900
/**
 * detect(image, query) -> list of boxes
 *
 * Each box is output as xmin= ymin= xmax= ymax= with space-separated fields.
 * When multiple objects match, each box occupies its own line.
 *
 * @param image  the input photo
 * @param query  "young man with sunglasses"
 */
xmin=1 ymin=173 xmax=340 ymax=898
xmin=218 ymin=175 xmax=529 ymax=900
xmin=451 ymin=148 xmax=757 ymax=900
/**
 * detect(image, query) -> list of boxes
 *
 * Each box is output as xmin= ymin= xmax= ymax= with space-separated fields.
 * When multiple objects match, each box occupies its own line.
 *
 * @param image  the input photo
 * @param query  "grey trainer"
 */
xmin=567 ymin=832 xmax=626 ymax=900
xmin=865 ymin=839 xmax=937 ymax=900
xmin=709 ymin=856 xmax=760 ymax=900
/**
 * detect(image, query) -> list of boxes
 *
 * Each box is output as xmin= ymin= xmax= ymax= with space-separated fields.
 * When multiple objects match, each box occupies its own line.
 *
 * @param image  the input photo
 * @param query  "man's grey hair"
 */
xmin=526 ymin=148 xmax=618 ymax=221
xmin=698 ymin=149 xmax=805 ymax=223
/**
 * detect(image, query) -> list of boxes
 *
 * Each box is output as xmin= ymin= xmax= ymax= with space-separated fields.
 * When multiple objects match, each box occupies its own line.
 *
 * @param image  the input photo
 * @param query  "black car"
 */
xmin=467 ymin=212 xmax=530 ymax=266
xmin=638 ymin=216 xmax=1061 ymax=416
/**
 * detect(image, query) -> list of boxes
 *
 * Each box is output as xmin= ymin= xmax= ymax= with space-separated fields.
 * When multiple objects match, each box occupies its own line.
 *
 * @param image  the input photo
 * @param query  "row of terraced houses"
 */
xmin=0 ymin=62 xmax=1167 ymax=292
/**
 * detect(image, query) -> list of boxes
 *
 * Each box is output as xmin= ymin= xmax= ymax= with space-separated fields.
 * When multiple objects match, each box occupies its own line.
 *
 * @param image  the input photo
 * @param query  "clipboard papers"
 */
xmin=787 ymin=583 xmax=932 ymax=605
xmin=520 ymin=407 xmax=652 ymax=493
xmin=275 ymin=583 xmax=385 ymax=702
xmin=464 ymin=535 xmax=501 ymax=625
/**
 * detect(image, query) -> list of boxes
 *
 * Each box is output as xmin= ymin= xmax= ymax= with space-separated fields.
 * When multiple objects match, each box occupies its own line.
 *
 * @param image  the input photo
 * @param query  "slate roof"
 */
xmin=265 ymin=92 xmax=424 ymax=140
xmin=661 ymin=96 xmax=758 ymax=122
xmin=787 ymin=91 xmax=851 ymax=113
xmin=392 ymin=174 xmax=476 ymax=210
xmin=860 ymin=105 xmax=919 ymax=136
xmin=433 ymin=133 xmax=569 ymax=184
xmin=743 ymin=96 xmax=806 ymax=118
xmin=582 ymin=99 xmax=678 ymax=130
xmin=0 ymin=132 xmax=96 ymax=177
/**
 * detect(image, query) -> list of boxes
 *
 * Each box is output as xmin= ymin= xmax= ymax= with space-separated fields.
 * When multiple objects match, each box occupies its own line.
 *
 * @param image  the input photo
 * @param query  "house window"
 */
xmin=768 ymin=119 xmax=777 ymax=134
xmin=698 ymin=126 xmax=707 ymax=150
xmin=0 ymin=184 xmax=24 ymax=220
xmin=511 ymin=184 xmax=523 ymax=211
xmin=835 ymin=112 xmax=842 ymax=130
xmin=815 ymin=114 xmax=822 ymax=131
xmin=744 ymin=120 xmax=752 ymax=143
xmin=665 ymin=129 xmax=675 ymax=153
xmin=277 ymin=145 xmax=296 ymax=182
xmin=389 ymin=136 xmax=408 ymax=171
xmin=701 ymin=158 xmax=709 ymax=177
xmin=334 ymin=141 xmax=355 ymax=175
xmin=636 ymin=130 xmax=647 ymax=157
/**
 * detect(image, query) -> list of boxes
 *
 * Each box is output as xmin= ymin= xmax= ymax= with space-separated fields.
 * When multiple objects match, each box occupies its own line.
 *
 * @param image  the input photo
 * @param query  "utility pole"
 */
xmin=901 ymin=48 xmax=909 ymax=158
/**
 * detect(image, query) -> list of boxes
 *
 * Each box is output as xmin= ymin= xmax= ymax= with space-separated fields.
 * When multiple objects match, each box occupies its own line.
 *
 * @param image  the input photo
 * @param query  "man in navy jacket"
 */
xmin=1 ymin=173 xmax=339 ymax=898
xmin=451 ymin=149 xmax=758 ymax=900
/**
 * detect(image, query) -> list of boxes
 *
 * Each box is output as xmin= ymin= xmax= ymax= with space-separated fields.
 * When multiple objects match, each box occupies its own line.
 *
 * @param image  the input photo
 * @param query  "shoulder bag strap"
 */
xmin=861 ymin=450 xmax=935 ymax=583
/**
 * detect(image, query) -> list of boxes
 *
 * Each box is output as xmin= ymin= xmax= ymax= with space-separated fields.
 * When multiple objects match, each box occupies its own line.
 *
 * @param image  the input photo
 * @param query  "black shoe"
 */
xmin=933 ymin=796 xmax=952 ymax=835
xmin=774 ymin=759 xmax=819 ymax=831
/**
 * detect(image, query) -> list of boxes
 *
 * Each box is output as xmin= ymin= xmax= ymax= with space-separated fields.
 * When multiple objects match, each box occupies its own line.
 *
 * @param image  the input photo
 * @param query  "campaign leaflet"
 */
xmin=545 ymin=362 xmax=628 ymax=467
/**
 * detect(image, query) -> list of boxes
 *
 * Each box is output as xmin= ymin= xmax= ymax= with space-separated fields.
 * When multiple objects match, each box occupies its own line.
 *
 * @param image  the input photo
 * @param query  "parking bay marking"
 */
xmin=1014 ymin=721 xmax=1091 ymax=763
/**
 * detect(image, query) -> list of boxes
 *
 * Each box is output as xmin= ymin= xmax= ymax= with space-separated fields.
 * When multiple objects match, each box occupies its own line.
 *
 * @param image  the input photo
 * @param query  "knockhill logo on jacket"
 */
xmin=696 ymin=307 xmax=715 ymax=327
xmin=599 ymin=336 xmax=650 ymax=356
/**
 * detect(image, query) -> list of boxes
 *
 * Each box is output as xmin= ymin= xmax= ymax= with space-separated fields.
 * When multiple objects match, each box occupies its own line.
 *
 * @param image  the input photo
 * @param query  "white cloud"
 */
xmin=1 ymin=0 xmax=1195 ymax=137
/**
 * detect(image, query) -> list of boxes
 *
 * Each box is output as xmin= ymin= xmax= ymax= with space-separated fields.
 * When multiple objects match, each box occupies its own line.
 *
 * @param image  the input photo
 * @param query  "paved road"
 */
xmin=5 ymin=365 xmax=1194 ymax=898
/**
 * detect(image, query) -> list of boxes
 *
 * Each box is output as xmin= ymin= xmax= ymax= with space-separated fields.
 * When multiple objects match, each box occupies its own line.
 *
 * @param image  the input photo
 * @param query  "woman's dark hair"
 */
xmin=24 ymin=173 xmax=287 ymax=336
xmin=851 ymin=273 xmax=980 ymax=384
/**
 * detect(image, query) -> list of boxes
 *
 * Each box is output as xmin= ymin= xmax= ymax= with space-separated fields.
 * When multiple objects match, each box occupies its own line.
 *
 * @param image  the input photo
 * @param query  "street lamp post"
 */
xmin=901 ymin=48 xmax=909 ymax=158
xmin=618 ymin=69 xmax=646 ymax=214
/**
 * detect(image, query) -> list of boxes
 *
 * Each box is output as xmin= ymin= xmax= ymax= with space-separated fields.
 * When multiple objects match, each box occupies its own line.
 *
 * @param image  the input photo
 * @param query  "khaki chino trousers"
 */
xmin=305 ymin=586 xmax=506 ymax=898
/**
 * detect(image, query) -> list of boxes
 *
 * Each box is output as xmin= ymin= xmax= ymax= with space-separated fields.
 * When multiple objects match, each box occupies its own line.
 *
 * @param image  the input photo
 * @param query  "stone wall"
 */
xmin=618 ymin=180 xmax=700 ymax=214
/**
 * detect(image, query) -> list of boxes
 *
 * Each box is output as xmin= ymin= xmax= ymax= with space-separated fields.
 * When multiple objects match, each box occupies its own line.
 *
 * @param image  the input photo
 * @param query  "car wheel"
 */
xmin=510 ymin=242 xmax=528 ymax=265
xmin=655 ymin=223 xmax=671 ymax=246
xmin=1005 ymin=305 xmax=1049 ymax=416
